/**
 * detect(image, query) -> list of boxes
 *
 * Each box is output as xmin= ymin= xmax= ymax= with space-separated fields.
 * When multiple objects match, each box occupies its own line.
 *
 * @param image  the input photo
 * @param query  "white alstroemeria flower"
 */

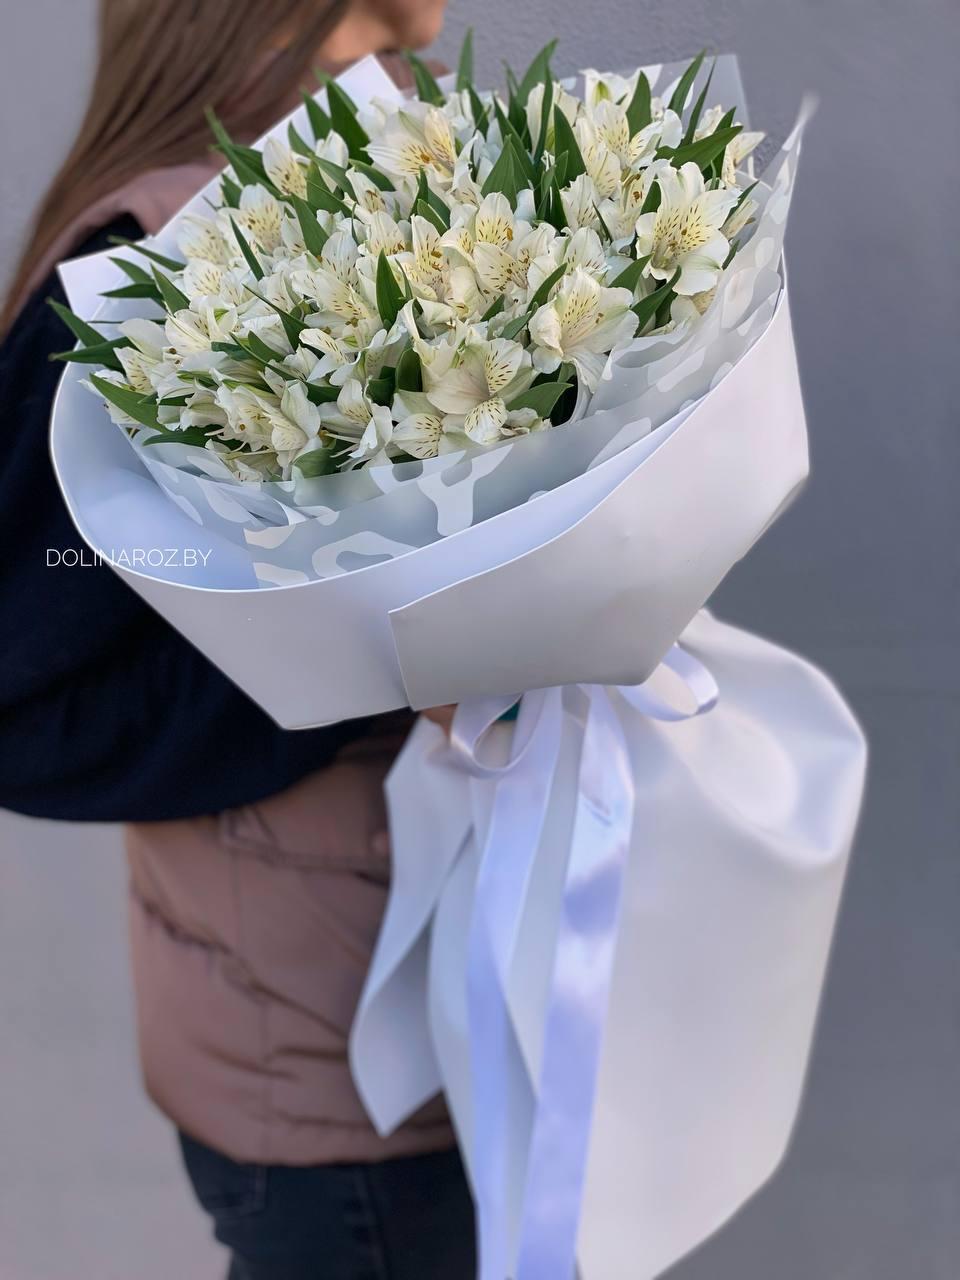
xmin=362 ymin=210 xmax=408 ymax=259
xmin=366 ymin=104 xmax=458 ymax=181
xmin=349 ymin=169 xmax=389 ymax=214
xmin=596 ymin=160 xmax=672 ymax=246
xmin=560 ymin=174 xmax=601 ymax=231
xmin=164 ymin=303 xmax=237 ymax=360
xmin=391 ymin=390 xmax=452 ymax=459
xmin=722 ymin=194 xmax=757 ymax=241
xmin=397 ymin=215 xmax=447 ymax=300
xmin=574 ymin=118 xmax=622 ymax=199
xmin=423 ymin=336 xmax=536 ymax=445
xmin=181 ymin=260 xmax=247 ymax=308
xmin=297 ymin=234 xmax=378 ymax=333
xmin=627 ymin=110 xmax=683 ymax=169
xmin=263 ymin=137 xmax=307 ymax=198
xmin=83 ymin=370 xmax=141 ymax=427
xmin=528 ymin=267 xmax=637 ymax=390
xmin=525 ymin=81 xmax=580 ymax=151
xmin=697 ymin=105 xmax=764 ymax=186
xmin=178 ymin=214 xmax=231 ymax=264
xmin=278 ymin=380 xmax=323 ymax=447
xmin=299 ymin=327 xmax=355 ymax=381
xmin=562 ymin=227 xmax=607 ymax=277
xmin=229 ymin=186 xmax=284 ymax=254
xmin=582 ymin=68 xmax=640 ymax=112
xmin=214 ymin=384 xmax=289 ymax=453
xmin=670 ymin=285 xmax=719 ymax=326
xmin=635 ymin=162 xmax=740 ymax=295
xmin=350 ymin=402 xmax=396 ymax=465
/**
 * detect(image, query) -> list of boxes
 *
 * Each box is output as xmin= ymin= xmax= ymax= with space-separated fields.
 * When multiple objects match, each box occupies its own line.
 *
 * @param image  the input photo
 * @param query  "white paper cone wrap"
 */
xmin=51 ymin=279 xmax=807 ymax=726
xmin=351 ymin=611 xmax=867 ymax=1279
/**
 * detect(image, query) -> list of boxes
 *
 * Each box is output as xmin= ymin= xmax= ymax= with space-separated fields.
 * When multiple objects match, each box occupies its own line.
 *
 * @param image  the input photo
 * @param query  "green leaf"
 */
xmin=206 ymin=109 xmax=275 ymax=193
xmin=516 ymin=40 xmax=557 ymax=107
xmin=404 ymin=51 xmax=444 ymax=106
xmin=533 ymin=67 xmax=554 ymax=162
xmin=142 ymin=425 xmax=215 ymax=448
xmin=481 ymin=141 xmax=518 ymax=203
xmin=367 ymin=365 xmax=396 ymax=405
xmin=302 ymin=92 xmax=331 ymax=144
xmin=467 ymin=85 xmax=489 ymax=134
xmin=239 ymin=331 xmax=287 ymax=364
xmin=506 ymin=377 xmax=571 ymax=418
xmin=109 ymin=256 xmax=152 ymax=285
xmin=47 ymin=299 xmax=106 ymax=348
xmin=667 ymin=123 xmax=742 ymax=171
xmin=625 ymin=72 xmax=652 ymax=135
xmin=288 ymin=121 xmax=313 ymax=157
xmin=106 ymin=236 xmax=184 ymax=273
xmin=151 ymin=268 xmax=190 ymax=313
xmin=102 ymin=282 xmax=164 ymax=302
xmin=415 ymin=170 xmax=451 ymax=227
xmin=639 ymin=180 xmax=662 ymax=215
xmin=50 ymin=337 xmax=128 ymax=371
xmin=313 ymin=156 xmax=356 ymax=200
xmin=351 ymin=159 xmax=395 ymax=192
xmin=304 ymin=381 xmax=341 ymax=405
xmin=552 ymin=105 xmax=586 ymax=183
xmin=456 ymin=28 xmax=474 ymax=91
xmin=481 ymin=295 xmax=506 ymax=322
xmin=306 ymin=162 xmax=351 ymax=216
xmin=243 ymin=287 xmax=305 ymax=349
xmin=632 ymin=269 xmax=681 ymax=329
xmin=668 ymin=51 xmax=706 ymax=116
xmin=325 ymin=80 xmax=370 ymax=159
xmin=290 ymin=194 xmax=329 ymax=256
xmin=229 ymin=218 xmax=265 ymax=281
xmin=415 ymin=199 xmax=447 ymax=235
xmin=494 ymin=102 xmax=537 ymax=185
xmin=395 ymin=345 xmax=423 ymax=392
xmin=500 ymin=310 xmax=532 ymax=341
xmin=682 ymin=59 xmax=716 ymax=145
xmin=89 ymin=373 xmax=161 ymax=429
xmin=295 ymin=445 xmax=339 ymax=477
xmin=610 ymin=254 xmax=652 ymax=291
xmin=527 ymin=262 xmax=566 ymax=310
xmin=375 ymin=251 xmax=405 ymax=329
xmin=220 ymin=174 xmax=242 ymax=209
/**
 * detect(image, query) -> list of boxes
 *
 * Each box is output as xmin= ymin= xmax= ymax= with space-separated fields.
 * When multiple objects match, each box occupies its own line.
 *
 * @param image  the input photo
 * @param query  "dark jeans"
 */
xmin=179 ymin=1133 xmax=477 ymax=1279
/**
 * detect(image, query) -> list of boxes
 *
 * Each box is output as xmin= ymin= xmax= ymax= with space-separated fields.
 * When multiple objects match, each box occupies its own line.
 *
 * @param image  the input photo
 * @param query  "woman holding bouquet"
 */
xmin=0 ymin=1 xmax=470 ymax=1276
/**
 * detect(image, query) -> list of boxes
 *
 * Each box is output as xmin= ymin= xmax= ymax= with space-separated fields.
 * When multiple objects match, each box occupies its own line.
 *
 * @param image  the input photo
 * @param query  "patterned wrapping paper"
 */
xmin=59 ymin=56 xmax=809 ymax=583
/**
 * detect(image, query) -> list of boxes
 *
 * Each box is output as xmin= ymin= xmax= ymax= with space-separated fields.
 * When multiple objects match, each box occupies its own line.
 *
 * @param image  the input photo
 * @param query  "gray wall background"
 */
xmin=1 ymin=1 xmax=956 ymax=1277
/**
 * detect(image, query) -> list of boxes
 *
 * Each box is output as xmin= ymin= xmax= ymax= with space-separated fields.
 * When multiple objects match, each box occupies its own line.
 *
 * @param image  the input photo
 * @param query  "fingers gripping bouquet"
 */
xmin=52 ymin=42 xmax=867 ymax=1280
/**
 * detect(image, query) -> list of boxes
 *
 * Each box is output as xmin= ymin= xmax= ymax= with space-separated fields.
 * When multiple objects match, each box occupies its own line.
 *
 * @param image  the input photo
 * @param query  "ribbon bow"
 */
xmin=349 ymin=645 xmax=718 ymax=1280
xmin=449 ymin=646 xmax=718 ymax=1280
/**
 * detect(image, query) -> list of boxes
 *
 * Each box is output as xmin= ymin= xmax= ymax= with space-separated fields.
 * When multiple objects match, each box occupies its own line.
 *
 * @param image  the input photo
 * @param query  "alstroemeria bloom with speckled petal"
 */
xmin=263 ymin=138 xmax=307 ymax=198
xmin=366 ymin=103 xmax=459 ymax=183
xmin=697 ymin=105 xmax=765 ymax=186
xmin=423 ymin=336 xmax=536 ymax=445
xmin=528 ymin=267 xmax=637 ymax=390
xmin=634 ymin=162 xmax=740 ymax=296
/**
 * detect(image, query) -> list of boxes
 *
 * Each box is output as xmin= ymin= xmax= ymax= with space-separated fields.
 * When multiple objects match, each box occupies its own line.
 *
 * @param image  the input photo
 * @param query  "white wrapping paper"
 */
xmin=352 ymin=610 xmax=867 ymax=1279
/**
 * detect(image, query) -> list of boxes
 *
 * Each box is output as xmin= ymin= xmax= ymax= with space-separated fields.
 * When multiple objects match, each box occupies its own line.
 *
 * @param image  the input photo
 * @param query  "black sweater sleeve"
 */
xmin=0 ymin=218 xmax=374 ymax=823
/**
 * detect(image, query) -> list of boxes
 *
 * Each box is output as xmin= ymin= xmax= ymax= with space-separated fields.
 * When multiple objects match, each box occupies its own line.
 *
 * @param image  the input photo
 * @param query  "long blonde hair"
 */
xmin=2 ymin=0 xmax=349 ymax=333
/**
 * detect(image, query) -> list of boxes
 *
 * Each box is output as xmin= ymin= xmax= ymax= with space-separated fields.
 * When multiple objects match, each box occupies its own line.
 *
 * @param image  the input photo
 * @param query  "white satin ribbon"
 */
xmin=449 ymin=646 xmax=718 ymax=1280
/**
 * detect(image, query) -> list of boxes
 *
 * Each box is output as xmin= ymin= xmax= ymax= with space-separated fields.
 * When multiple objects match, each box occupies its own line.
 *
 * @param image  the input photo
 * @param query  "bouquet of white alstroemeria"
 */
xmin=51 ymin=46 xmax=865 ymax=1280
xmin=57 ymin=42 xmax=762 ymax=481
